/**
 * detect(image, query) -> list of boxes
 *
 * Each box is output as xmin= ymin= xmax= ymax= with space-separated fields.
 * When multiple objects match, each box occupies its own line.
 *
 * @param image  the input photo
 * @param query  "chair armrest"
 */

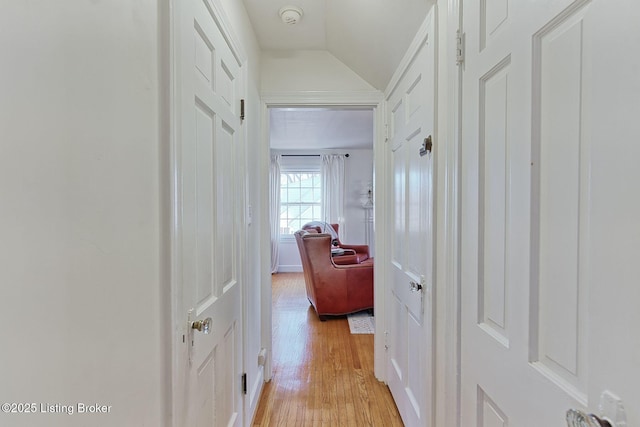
xmin=331 ymin=261 xmax=373 ymax=270
xmin=339 ymin=244 xmax=369 ymax=257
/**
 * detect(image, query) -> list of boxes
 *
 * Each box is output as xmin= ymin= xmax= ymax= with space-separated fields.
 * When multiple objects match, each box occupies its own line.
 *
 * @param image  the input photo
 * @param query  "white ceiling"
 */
xmin=270 ymin=108 xmax=374 ymax=150
xmin=245 ymin=1 xmax=433 ymax=150
xmin=242 ymin=0 xmax=434 ymax=90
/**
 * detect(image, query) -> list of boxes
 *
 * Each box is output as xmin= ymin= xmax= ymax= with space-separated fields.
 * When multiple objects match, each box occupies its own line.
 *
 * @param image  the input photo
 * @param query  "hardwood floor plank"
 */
xmin=252 ymin=273 xmax=403 ymax=426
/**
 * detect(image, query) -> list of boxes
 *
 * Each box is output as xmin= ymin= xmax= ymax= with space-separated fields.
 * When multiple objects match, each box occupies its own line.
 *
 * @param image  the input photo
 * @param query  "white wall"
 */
xmin=0 ymin=2 xmax=166 ymax=426
xmin=261 ymin=50 xmax=377 ymax=93
xmin=277 ymin=149 xmax=374 ymax=271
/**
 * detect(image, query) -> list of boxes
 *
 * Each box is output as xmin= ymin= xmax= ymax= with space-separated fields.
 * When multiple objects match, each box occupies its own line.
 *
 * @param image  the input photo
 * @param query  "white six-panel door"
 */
xmin=460 ymin=0 xmax=640 ymax=425
xmin=172 ymin=0 xmax=245 ymax=425
xmin=386 ymin=9 xmax=436 ymax=426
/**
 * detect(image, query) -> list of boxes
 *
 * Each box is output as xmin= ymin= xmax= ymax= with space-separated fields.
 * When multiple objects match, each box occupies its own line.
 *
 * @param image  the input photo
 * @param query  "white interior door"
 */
xmin=172 ymin=0 xmax=244 ymax=425
xmin=386 ymin=9 xmax=436 ymax=426
xmin=460 ymin=0 xmax=640 ymax=425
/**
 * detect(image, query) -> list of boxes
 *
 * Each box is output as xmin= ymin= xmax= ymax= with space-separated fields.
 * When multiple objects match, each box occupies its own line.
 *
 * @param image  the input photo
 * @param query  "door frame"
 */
xmin=168 ymin=0 xmax=249 ymax=425
xmin=438 ymin=2 xmax=462 ymax=427
xmin=445 ymin=1 xmax=462 ymax=425
xmin=259 ymin=90 xmax=388 ymax=381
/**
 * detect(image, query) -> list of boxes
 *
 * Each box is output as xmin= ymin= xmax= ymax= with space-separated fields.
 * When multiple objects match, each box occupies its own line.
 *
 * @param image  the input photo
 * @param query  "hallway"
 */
xmin=252 ymin=273 xmax=402 ymax=426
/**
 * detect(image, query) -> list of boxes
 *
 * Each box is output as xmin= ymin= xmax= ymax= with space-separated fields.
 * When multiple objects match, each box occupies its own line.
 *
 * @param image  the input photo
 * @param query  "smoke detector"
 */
xmin=279 ymin=6 xmax=303 ymax=25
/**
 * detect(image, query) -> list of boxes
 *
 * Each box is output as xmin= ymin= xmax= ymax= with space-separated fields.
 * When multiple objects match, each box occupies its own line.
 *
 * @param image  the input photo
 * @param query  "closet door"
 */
xmin=172 ymin=0 xmax=245 ymax=425
xmin=460 ymin=0 xmax=640 ymax=425
xmin=386 ymin=9 xmax=436 ymax=427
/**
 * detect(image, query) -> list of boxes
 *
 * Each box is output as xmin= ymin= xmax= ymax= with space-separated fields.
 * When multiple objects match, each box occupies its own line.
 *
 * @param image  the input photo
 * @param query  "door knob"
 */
xmin=191 ymin=317 xmax=212 ymax=334
xmin=420 ymin=135 xmax=433 ymax=156
xmin=566 ymin=409 xmax=612 ymax=427
xmin=409 ymin=281 xmax=423 ymax=292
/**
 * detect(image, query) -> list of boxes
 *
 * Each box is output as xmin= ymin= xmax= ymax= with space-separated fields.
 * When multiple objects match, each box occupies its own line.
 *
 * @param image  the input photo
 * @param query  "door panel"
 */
xmin=461 ymin=0 xmax=640 ymax=424
xmin=533 ymin=8 xmax=589 ymax=389
xmin=478 ymin=56 xmax=511 ymax=348
xmin=386 ymin=9 xmax=435 ymax=427
xmin=174 ymin=0 xmax=243 ymax=425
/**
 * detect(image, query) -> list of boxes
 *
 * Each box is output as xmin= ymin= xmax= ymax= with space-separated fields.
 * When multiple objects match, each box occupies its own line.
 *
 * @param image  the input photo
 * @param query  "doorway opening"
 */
xmin=259 ymin=95 xmax=388 ymax=384
xmin=269 ymin=107 xmax=376 ymax=273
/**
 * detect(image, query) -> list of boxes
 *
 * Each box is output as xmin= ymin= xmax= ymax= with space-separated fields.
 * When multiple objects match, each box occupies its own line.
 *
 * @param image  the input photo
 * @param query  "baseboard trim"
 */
xmin=277 ymin=265 xmax=303 ymax=273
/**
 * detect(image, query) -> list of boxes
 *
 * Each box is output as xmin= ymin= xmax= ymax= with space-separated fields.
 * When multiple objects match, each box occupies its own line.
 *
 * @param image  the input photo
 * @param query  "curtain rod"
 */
xmin=280 ymin=154 xmax=349 ymax=157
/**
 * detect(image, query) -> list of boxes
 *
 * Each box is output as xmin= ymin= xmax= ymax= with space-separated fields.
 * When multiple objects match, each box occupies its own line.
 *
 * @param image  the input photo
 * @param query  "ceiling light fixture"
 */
xmin=279 ymin=6 xmax=303 ymax=25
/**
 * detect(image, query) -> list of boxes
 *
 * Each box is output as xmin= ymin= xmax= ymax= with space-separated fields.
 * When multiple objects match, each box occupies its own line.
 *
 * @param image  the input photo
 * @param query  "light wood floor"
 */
xmin=252 ymin=272 xmax=403 ymax=426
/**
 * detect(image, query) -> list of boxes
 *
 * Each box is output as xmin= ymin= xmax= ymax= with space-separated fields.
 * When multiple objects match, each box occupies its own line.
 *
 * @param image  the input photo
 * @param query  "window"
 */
xmin=280 ymin=171 xmax=322 ymax=236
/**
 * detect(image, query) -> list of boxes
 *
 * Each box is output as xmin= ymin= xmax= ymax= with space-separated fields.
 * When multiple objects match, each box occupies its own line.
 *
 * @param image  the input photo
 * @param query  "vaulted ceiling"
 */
xmin=242 ymin=0 xmax=434 ymax=91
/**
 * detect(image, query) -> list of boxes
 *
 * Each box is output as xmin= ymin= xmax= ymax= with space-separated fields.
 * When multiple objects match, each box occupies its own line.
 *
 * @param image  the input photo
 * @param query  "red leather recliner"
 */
xmin=294 ymin=230 xmax=374 ymax=320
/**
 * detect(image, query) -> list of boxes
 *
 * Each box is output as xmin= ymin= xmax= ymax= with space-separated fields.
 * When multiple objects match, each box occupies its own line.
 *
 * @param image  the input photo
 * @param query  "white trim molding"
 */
xmin=434 ymin=1 xmax=461 ymax=427
xmin=261 ymin=91 xmax=384 ymax=106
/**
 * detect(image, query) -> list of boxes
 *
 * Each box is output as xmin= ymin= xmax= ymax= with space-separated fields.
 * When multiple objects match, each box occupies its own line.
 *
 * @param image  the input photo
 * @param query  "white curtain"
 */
xmin=321 ymin=154 xmax=346 ymax=239
xmin=269 ymin=154 xmax=281 ymax=273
